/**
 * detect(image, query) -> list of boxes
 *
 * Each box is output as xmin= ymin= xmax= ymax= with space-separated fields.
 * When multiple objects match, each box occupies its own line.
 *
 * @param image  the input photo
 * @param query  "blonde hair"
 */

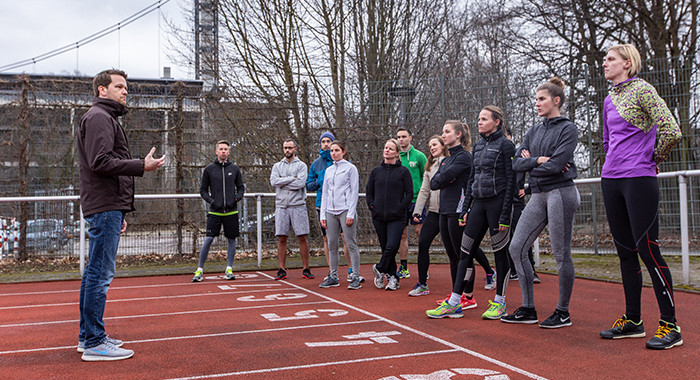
xmin=608 ymin=44 xmax=642 ymax=78
xmin=385 ymin=138 xmax=401 ymax=159
xmin=443 ymin=120 xmax=471 ymax=151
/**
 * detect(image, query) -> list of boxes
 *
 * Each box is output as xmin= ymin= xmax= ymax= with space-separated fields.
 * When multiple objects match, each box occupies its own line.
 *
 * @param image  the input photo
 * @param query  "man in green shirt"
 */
xmin=396 ymin=127 xmax=427 ymax=279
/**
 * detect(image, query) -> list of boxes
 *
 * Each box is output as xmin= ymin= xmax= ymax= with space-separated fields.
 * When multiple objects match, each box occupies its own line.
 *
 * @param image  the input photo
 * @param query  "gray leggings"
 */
xmin=509 ymin=185 xmax=580 ymax=312
xmin=326 ymin=210 xmax=360 ymax=279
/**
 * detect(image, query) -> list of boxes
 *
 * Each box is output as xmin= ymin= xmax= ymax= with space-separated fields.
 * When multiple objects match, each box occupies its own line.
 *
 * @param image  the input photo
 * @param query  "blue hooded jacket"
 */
xmin=306 ymin=148 xmax=333 ymax=207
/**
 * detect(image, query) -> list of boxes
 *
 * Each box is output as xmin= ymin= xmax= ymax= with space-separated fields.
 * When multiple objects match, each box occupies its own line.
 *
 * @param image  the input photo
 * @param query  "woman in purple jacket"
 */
xmin=598 ymin=44 xmax=683 ymax=350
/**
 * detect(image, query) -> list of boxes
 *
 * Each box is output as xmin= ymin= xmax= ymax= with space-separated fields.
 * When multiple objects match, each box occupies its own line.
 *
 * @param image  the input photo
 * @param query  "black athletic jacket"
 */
xmin=366 ymin=161 xmax=413 ymax=222
xmin=200 ymin=159 xmax=245 ymax=213
xmin=463 ymin=129 xmax=516 ymax=226
xmin=430 ymin=145 xmax=472 ymax=216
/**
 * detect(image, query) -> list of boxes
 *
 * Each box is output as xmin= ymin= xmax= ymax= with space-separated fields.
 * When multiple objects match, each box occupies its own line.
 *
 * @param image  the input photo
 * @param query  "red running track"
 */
xmin=0 ymin=263 xmax=697 ymax=379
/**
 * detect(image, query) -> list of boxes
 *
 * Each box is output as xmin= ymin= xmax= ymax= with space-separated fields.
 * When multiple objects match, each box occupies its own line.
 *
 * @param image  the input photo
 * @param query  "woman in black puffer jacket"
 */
xmin=366 ymin=139 xmax=413 ymax=292
xmin=427 ymin=106 xmax=515 ymax=319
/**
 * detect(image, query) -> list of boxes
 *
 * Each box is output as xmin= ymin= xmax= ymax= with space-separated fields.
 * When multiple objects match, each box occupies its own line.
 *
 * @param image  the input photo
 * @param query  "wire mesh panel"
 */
xmin=0 ymin=55 xmax=698 ymax=261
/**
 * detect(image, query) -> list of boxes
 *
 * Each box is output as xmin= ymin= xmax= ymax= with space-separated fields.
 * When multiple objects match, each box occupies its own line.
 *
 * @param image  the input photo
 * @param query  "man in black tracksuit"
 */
xmin=192 ymin=140 xmax=245 ymax=282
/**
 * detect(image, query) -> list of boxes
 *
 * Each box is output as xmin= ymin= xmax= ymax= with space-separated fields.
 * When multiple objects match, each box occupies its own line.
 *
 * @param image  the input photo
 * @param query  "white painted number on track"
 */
xmin=237 ymin=293 xmax=307 ymax=301
xmin=378 ymin=368 xmax=509 ymax=380
xmin=306 ymin=331 xmax=400 ymax=347
xmin=261 ymin=309 xmax=348 ymax=321
xmin=218 ymin=284 xmax=281 ymax=290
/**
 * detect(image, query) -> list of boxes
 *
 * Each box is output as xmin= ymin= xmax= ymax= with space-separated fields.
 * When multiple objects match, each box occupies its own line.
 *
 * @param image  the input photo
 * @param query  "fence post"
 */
xmin=679 ymin=175 xmax=689 ymax=284
xmin=256 ymin=194 xmax=262 ymax=267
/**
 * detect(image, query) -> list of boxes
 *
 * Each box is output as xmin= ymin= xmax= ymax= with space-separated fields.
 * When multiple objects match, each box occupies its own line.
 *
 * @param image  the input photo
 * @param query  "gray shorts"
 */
xmin=275 ymin=205 xmax=310 ymax=236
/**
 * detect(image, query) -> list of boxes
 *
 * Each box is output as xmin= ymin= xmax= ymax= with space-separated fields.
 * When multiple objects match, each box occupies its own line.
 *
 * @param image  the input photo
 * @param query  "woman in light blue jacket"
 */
xmin=319 ymin=141 xmax=361 ymax=290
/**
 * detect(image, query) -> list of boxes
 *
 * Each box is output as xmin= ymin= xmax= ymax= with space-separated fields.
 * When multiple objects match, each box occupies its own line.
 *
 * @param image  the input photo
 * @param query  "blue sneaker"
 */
xmin=78 ymin=336 xmax=123 ymax=353
xmin=81 ymin=341 xmax=133 ymax=361
xmin=396 ymin=265 xmax=410 ymax=279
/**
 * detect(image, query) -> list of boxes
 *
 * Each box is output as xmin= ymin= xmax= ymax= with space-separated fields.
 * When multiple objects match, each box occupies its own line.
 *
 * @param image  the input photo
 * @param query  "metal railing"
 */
xmin=1 ymin=169 xmax=698 ymax=284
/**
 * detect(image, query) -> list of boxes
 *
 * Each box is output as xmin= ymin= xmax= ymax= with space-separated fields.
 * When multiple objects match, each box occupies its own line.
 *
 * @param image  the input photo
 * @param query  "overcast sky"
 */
xmin=0 ymin=0 xmax=193 ymax=80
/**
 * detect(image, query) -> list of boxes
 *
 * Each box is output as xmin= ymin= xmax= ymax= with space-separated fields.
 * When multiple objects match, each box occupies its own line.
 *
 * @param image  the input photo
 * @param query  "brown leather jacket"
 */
xmin=77 ymin=97 xmax=144 ymax=216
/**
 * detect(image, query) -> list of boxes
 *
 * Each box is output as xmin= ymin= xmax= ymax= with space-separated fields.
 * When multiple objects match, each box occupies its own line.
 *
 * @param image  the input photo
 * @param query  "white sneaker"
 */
xmin=484 ymin=271 xmax=496 ymax=290
xmin=77 ymin=336 xmax=123 ymax=353
xmin=372 ymin=264 xmax=385 ymax=289
xmin=385 ymin=276 xmax=400 ymax=291
xmin=81 ymin=341 xmax=134 ymax=361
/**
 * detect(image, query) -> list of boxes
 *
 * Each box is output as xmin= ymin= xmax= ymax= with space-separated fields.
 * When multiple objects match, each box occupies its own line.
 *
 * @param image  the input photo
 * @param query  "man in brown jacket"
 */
xmin=77 ymin=69 xmax=164 ymax=361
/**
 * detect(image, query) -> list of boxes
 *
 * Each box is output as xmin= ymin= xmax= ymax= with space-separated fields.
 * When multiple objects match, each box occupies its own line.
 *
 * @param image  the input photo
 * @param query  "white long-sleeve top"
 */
xmin=414 ymin=157 xmax=443 ymax=215
xmin=320 ymin=159 xmax=359 ymax=220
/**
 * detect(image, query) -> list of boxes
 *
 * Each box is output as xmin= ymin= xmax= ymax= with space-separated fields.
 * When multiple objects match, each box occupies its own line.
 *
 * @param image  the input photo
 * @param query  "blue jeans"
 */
xmin=79 ymin=210 xmax=124 ymax=348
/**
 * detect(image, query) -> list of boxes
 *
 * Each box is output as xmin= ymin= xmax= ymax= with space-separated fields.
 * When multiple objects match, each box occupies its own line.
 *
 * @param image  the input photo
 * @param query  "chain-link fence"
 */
xmin=0 ymin=55 xmax=698 ymax=261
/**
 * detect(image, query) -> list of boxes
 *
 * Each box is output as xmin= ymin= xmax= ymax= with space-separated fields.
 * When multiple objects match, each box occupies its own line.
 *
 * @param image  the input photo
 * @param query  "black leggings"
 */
xmin=417 ymin=212 xmax=440 ymax=285
xmin=455 ymin=196 xmax=510 ymax=297
xmin=602 ymin=177 xmax=676 ymax=323
xmin=372 ymin=219 xmax=406 ymax=277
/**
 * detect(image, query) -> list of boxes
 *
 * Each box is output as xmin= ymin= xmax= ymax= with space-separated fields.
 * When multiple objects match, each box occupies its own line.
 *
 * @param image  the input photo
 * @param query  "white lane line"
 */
xmin=0 ymin=319 xmax=380 ymax=355
xmin=249 ymin=271 xmax=549 ymax=380
xmin=0 ymin=287 xmax=293 ymax=310
xmin=0 ymin=300 xmax=332 ymax=328
xmin=0 ymin=277 xmax=272 ymax=297
xmin=166 ymin=349 xmax=461 ymax=379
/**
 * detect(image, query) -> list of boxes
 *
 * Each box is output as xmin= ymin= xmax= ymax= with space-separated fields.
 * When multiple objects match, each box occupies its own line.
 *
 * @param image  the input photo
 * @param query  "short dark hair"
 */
xmin=283 ymin=139 xmax=298 ymax=148
xmin=93 ymin=69 xmax=127 ymax=97
xmin=216 ymin=140 xmax=230 ymax=147
xmin=396 ymin=126 xmax=412 ymax=136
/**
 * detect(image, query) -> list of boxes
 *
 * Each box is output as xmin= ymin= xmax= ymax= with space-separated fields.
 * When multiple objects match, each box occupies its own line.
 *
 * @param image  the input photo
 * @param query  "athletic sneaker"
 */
xmin=319 ymin=276 xmax=340 ymax=288
xmin=539 ymin=309 xmax=572 ymax=329
xmin=408 ymin=282 xmax=430 ymax=296
xmin=501 ymin=306 xmax=538 ymax=324
xmin=348 ymin=276 xmax=362 ymax=290
xmin=396 ymin=265 xmax=410 ymax=279
xmin=426 ymin=301 xmax=464 ymax=319
xmin=77 ymin=336 xmax=123 ymax=353
xmin=192 ymin=269 xmax=203 ymax=282
xmin=482 ymin=300 xmax=507 ymax=319
xmin=646 ymin=321 xmax=683 ymax=350
xmin=461 ymin=294 xmax=478 ymax=310
xmin=372 ymin=264 xmax=385 ymax=289
xmin=302 ymin=268 xmax=315 ymax=279
xmin=600 ymin=315 xmax=646 ymax=339
xmin=436 ymin=294 xmax=477 ymax=309
xmin=81 ymin=341 xmax=134 ymax=362
xmin=509 ymin=272 xmax=519 ymax=280
xmin=274 ymin=268 xmax=287 ymax=280
xmin=225 ymin=268 xmax=236 ymax=280
xmin=484 ymin=271 xmax=496 ymax=290
xmin=385 ymin=276 xmax=400 ymax=291
xmin=533 ymin=273 xmax=541 ymax=284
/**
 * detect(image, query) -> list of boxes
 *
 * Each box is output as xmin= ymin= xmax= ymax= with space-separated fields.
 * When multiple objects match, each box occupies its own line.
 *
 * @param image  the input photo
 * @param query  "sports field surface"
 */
xmin=1 ymin=263 xmax=696 ymax=379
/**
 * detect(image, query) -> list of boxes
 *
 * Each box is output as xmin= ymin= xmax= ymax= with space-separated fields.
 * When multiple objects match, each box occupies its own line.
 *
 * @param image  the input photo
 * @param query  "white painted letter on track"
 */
xmin=261 ymin=309 xmax=348 ymax=321
xmin=237 ymin=293 xmax=307 ymax=301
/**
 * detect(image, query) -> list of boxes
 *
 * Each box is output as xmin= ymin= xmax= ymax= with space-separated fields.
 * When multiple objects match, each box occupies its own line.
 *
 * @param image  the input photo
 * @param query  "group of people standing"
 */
xmin=74 ymin=42 xmax=682 ymax=362
xmin=189 ymin=44 xmax=682 ymax=351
